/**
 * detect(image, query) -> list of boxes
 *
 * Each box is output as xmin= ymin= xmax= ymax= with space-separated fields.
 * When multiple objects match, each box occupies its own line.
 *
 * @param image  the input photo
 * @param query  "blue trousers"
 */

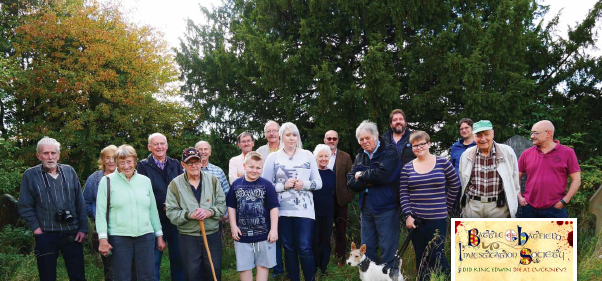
xmin=109 ymin=233 xmax=155 ymax=281
xmin=154 ymin=221 xmax=184 ymax=281
xmin=411 ymin=218 xmax=450 ymax=281
xmin=34 ymin=231 xmax=86 ymax=281
xmin=521 ymin=204 xmax=568 ymax=218
xmin=360 ymin=200 xmax=400 ymax=264
xmin=279 ymin=216 xmax=315 ymax=281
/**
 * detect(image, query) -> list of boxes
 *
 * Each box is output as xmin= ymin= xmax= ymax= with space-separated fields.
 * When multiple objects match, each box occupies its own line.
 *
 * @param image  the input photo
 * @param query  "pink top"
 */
xmin=518 ymin=140 xmax=580 ymax=209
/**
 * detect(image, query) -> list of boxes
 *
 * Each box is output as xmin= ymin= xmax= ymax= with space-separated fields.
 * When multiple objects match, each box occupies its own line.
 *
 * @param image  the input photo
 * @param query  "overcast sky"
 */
xmin=99 ymin=0 xmax=601 ymax=52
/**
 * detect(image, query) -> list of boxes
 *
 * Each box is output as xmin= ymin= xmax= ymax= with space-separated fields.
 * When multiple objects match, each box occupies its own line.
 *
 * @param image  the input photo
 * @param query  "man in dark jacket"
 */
xmin=136 ymin=133 xmax=184 ymax=281
xmin=450 ymin=118 xmax=476 ymax=176
xmin=381 ymin=109 xmax=416 ymax=168
xmin=18 ymin=136 xmax=88 ymax=281
xmin=348 ymin=121 xmax=401 ymax=266
xmin=449 ymin=118 xmax=476 ymax=217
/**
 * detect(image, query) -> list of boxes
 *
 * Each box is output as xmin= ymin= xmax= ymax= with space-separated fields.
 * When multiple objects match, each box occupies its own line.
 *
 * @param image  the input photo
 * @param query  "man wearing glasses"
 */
xmin=458 ymin=121 xmax=521 ymax=218
xmin=450 ymin=118 xmax=476 ymax=176
xmin=517 ymin=120 xmax=581 ymax=218
xmin=257 ymin=120 xmax=281 ymax=161
xmin=166 ymin=148 xmax=226 ymax=281
xmin=137 ymin=133 xmax=185 ymax=281
xmin=229 ymin=132 xmax=255 ymax=184
xmin=323 ymin=130 xmax=353 ymax=267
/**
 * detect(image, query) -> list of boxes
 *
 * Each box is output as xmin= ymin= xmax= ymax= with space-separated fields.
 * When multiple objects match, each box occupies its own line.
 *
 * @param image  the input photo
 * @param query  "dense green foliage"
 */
xmin=177 ymin=0 xmax=602 ymax=161
xmin=1 ymin=0 xmax=199 ymax=181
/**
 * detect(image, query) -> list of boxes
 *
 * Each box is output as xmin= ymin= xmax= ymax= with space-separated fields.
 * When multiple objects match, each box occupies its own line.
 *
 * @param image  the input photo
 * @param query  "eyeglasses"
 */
xmin=530 ymin=130 xmax=548 ymax=136
xmin=185 ymin=161 xmax=202 ymax=167
xmin=326 ymin=137 xmax=338 ymax=141
xmin=412 ymin=142 xmax=428 ymax=149
xmin=265 ymin=130 xmax=278 ymax=135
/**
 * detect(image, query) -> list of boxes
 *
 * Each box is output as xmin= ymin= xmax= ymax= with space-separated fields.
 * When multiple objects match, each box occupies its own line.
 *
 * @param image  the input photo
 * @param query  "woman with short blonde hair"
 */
xmin=96 ymin=144 xmax=165 ymax=281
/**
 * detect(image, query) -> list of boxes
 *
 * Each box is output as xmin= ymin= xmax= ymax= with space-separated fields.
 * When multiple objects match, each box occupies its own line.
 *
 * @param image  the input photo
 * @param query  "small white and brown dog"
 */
xmin=346 ymin=242 xmax=405 ymax=281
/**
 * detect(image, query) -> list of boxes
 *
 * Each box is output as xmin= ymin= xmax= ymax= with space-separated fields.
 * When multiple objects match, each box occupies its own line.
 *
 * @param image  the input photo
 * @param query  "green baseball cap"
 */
xmin=473 ymin=120 xmax=493 ymax=133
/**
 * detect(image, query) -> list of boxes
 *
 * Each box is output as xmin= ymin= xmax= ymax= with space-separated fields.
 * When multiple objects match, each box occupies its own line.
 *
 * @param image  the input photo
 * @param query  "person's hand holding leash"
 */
xmin=405 ymin=215 xmax=417 ymax=229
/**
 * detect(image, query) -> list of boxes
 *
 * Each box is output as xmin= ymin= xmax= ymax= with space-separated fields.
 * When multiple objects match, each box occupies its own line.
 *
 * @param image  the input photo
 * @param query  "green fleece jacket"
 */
xmin=165 ymin=171 xmax=226 ymax=236
xmin=95 ymin=171 xmax=163 ymax=239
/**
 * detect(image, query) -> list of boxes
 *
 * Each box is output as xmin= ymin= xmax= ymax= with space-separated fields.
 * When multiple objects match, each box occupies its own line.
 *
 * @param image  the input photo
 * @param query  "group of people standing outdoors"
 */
xmin=17 ymin=108 xmax=581 ymax=281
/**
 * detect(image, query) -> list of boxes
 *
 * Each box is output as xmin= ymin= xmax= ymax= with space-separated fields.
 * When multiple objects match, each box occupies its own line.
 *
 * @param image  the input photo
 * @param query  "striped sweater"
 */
xmin=399 ymin=156 xmax=460 ymax=219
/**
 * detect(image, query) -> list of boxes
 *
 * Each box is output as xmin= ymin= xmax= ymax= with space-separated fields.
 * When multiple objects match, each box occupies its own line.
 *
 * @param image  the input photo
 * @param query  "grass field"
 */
xmin=2 ymin=200 xmax=600 ymax=280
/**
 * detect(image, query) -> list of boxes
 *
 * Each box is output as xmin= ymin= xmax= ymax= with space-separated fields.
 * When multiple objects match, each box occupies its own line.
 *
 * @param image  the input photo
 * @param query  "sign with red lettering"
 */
xmin=452 ymin=218 xmax=576 ymax=281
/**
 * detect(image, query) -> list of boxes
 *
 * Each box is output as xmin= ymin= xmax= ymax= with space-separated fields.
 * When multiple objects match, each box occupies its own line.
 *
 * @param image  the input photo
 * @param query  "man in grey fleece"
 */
xmin=18 ymin=136 xmax=88 ymax=281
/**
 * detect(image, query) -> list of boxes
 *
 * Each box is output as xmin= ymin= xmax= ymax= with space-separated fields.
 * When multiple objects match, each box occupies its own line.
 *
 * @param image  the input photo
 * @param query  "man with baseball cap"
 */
xmin=458 ymin=120 xmax=521 ymax=218
xmin=165 ymin=148 xmax=226 ymax=281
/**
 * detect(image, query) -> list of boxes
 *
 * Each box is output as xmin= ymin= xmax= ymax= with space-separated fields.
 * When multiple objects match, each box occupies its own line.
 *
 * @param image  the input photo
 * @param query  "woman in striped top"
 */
xmin=400 ymin=131 xmax=460 ymax=281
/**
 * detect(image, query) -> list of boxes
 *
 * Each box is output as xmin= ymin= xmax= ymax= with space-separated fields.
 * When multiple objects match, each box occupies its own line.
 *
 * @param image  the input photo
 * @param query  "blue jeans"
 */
xmin=110 ymin=233 xmax=155 ymax=281
xmin=521 ymin=204 xmax=568 ymax=218
xmin=360 ymin=200 xmax=400 ymax=264
xmin=410 ymin=219 xmax=450 ymax=281
xmin=154 ymin=221 xmax=184 ymax=281
xmin=279 ymin=216 xmax=315 ymax=281
xmin=34 ymin=231 xmax=86 ymax=281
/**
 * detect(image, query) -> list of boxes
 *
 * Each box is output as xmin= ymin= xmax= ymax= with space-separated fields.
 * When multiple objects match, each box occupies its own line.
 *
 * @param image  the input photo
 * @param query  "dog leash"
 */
xmin=397 ymin=227 xmax=415 ymax=258
xmin=382 ymin=221 xmax=418 ymax=275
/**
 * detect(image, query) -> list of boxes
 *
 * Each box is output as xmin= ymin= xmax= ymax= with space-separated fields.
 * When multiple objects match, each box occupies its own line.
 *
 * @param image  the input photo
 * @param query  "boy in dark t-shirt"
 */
xmin=227 ymin=151 xmax=279 ymax=281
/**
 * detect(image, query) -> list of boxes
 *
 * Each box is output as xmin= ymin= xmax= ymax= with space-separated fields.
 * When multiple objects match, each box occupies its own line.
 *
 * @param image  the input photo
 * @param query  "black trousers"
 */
xmin=313 ymin=215 xmax=334 ymax=273
xmin=333 ymin=203 xmax=349 ymax=261
xmin=179 ymin=231 xmax=222 ymax=281
xmin=35 ymin=231 xmax=86 ymax=281
xmin=410 ymin=219 xmax=450 ymax=281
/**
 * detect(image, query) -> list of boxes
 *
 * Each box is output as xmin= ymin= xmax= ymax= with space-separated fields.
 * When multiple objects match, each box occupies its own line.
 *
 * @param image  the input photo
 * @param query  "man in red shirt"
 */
xmin=518 ymin=120 xmax=581 ymax=218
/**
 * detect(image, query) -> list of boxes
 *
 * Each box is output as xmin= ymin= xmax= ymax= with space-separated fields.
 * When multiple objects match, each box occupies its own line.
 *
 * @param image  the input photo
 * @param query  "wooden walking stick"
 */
xmin=199 ymin=220 xmax=218 ymax=281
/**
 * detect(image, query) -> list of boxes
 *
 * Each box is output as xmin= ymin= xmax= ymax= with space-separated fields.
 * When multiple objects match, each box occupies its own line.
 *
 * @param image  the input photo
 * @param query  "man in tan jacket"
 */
xmin=324 ymin=130 xmax=354 ymax=266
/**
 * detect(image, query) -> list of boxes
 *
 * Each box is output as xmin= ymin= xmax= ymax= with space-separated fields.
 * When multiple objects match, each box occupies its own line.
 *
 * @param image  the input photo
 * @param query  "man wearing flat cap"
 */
xmin=458 ymin=120 xmax=520 ymax=218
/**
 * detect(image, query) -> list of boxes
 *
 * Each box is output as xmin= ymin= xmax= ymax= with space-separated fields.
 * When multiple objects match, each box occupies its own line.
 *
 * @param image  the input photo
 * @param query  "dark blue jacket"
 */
xmin=348 ymin=138 xmax=401 ymax=214
xmin=136 ymin=154 xmax=183 ymax=223
xmin=450 ymin=138 xmax=476 ymax=176
xmin=382 ymin=129 xmax=416 ymax=168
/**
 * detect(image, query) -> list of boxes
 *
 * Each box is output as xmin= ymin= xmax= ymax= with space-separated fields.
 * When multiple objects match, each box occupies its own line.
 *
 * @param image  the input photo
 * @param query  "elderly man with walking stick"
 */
xmin=166 ymin=148 xmax=226 ymax=281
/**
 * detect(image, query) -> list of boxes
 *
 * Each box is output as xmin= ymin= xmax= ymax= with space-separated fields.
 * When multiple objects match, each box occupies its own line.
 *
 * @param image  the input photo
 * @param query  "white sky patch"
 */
xmin=94 ymin=0 xmax=602 ymax=56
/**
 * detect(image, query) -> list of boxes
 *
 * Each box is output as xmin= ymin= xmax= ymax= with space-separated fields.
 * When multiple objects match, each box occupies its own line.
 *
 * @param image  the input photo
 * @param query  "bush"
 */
xmin=0 ymin=225 xmax=33 ymax=255
xmin=0 ymin=138 xmax=27 ymax=197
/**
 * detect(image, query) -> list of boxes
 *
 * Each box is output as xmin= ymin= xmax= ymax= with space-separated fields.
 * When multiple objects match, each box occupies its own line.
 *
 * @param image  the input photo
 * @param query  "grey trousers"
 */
xmin=179 ymin=231 xmax=222 ymax=281
xmin=109 ymin=233 xmax=154 ymax=281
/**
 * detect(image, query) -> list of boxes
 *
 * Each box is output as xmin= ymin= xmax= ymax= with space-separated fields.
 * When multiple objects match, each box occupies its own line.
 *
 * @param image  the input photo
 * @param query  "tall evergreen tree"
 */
xmin=177 ymin=0 xmax=602 ymax=159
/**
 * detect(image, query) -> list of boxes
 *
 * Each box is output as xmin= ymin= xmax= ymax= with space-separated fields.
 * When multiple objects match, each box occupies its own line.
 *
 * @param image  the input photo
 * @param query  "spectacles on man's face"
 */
xmin=265 ymin=130 xmax=278 ymax=135
xmin=530 ymin=130 xmax=548 ymax=136
xmin=185 ymin=161 xmax=202 ymax=167
xmin=152 ymin=142 xmax=167 ymax=147
xmin=326 ymin=137 xmax=338 ymax=141
xmin=412 ymin=142 xmax=428 ymax=150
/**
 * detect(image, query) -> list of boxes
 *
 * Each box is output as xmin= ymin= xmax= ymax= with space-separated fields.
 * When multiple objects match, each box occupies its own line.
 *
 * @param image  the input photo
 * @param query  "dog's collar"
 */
xmin=359 ymin=255 xmax=371 ymax=273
